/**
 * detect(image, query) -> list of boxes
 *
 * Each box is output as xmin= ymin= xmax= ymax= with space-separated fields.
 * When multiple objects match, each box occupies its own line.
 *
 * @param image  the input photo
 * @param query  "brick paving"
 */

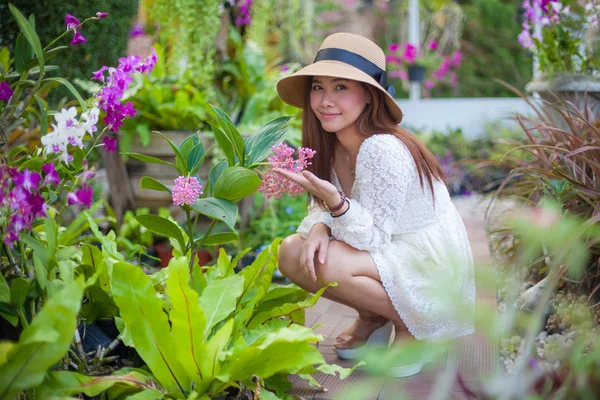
xmin=288 ymin=195 xmax=500 ymax=399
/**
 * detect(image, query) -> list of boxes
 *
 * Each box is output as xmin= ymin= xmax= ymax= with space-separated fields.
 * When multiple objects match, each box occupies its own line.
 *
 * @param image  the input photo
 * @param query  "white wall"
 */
xmin=396 ymin=97 xmax=534 ymax=139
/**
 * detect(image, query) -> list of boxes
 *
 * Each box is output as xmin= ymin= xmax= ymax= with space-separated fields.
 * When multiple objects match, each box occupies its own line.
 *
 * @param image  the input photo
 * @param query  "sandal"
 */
xmin=388 ymin=328 xmax=433 ymax=378
xmin=333 ymin=316 xmax=393 ymax=360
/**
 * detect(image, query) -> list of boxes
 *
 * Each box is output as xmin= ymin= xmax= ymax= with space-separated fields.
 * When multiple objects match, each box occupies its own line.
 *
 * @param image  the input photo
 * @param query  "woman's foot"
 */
xmin=389 ymin=326 xmax=432 ymax=378
xmin=333 ymin=314 xmax=389 ymax=350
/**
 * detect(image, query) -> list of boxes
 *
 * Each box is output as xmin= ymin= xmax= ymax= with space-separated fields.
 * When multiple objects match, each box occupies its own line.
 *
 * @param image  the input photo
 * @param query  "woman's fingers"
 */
xmin=317 ymin=237 xmax=328 ymax=264
xmin=302 ymin=244 xmax=317 ymax=282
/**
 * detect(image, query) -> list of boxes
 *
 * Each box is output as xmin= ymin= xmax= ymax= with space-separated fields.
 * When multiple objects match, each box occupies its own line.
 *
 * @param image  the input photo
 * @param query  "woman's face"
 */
xmin=309 ymin=76 xmax=369 ymax=133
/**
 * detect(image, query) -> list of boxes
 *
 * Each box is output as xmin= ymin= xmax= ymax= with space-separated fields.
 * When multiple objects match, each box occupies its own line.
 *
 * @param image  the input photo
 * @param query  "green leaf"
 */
xmin=9 ymin=278 xmax=31 ymax=315
xmin=9 ymin=4 xmax=44 ymax=76
xmin=316 ymin=361 xmax=366 ymax=379
xmin=140 ymin=177 xmax=170 ymax=193
xmin=264 ymin=374 xmax=292 ymax=399
xmin=247 ymin=284 xmax=335 ymax=329
xmin=155 ymin=131 xmax=187 ymax=174
xmin=122 ymin=152 xmax=176 ymax=167
xmin=212 ymin=167 xmax=261 ymax=203
xmin=210 ymin=124 xmax=235 ymax=166
xmin=219 ymin=325 xmax=324 ymax=381
xmin=111 ymin=262 xmax=190 ymax=394
xmin=194 ymin=232 xmax=238 ymax=246
xmin=200 ymin=318 xmax=234 ymax=379
xmin=20 ymin=234 xmax=48 ymax=266
xmin=207 ymin=160 xmax=228 ymax=195
xmin=198 ymin=275 xmax=244 ymax=335
xmin=34 ymin=95 xmax=48 ymax=136
xmin=14 ymin=35 xmax=25 ymax=74
xmin=179 ymin=135 xmax=196 ymax=159
xmin=0 ymin=303 xmax=19 ymax=327
xmin=245 ymin=117 xmax=292 ymax=167
xmin=210 ymin=105 xmax=245 ymax=166
xmin=187 ymin=142 xmax=207 ymax=175
xmin=166 ymin=258 xmax=206 ymax=383
xmin=0 ymin=47 xmax=10 ymax=73
xmin=42 ymin=78 xmax=87 ymax=112
xmin=0 ymin=275 xmax=9 ymax=303
xmin=135 ymin=215 xmax=185 ymax=253
xmin=44 ymin=217 xmax=58 ymax=263
xmin=191 ymin=197 xmax=238 ymax=230
xmin=0 ymin=279 xmax=84 ymax=400
xmin=37 ymin=371 xmax=164 ymax=398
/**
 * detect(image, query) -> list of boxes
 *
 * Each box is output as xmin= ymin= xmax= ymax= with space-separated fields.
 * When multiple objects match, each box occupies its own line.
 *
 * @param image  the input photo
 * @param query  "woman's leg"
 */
xmin=278 ymin=234 xmax=410 ymax=342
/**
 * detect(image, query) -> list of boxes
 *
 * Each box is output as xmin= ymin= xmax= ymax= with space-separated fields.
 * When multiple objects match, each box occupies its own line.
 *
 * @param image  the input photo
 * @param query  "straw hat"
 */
xmin=277 ymin=32 xmax=403 ymax=123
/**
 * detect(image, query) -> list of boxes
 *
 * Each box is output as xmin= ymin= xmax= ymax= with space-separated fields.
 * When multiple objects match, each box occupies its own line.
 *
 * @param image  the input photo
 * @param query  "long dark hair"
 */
xmin=302 ymin=79 xmax=446 ymax=208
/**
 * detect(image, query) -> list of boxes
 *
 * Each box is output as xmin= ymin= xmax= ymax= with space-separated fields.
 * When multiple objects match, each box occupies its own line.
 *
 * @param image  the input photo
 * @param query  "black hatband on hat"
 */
xmin=313 ymin=48 xmax=396 ymax=98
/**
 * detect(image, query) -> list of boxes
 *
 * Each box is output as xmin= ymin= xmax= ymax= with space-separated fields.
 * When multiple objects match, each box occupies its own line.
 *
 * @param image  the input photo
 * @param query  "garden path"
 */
xmin=287 ymin=194 xmax=500 ymax=400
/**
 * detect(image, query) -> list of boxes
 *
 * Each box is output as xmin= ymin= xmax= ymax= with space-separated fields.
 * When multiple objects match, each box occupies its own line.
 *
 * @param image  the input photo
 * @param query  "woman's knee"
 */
xmin=277 ymin=234 xmax=303 ymax=276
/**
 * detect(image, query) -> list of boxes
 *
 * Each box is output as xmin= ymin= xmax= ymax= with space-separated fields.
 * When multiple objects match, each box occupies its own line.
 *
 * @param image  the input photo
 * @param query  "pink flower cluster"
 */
xmin=65 ymin=12 xmax=108 ymax=46
xmin=386 ymin=41 xmax=462 ymax=90
xmin=235 ymin=0 xmax=253 ymax=26
xmin=0 ymin=166 xmax=47 ymax=247
xmin=92 ymin=49 xmax=157 ymax=132
xmin=172 ymin=176 xmax=203 ymax=206
xmin=519 ymin=1 xmax=599 ymax=50
xmin=259 ymin=144 xmax=316 ymax=199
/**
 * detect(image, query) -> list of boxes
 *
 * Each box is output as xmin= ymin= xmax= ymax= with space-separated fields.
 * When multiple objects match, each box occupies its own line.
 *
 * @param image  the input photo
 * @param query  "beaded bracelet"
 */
xmin=331 ymin=198 xmax=350 ymax=218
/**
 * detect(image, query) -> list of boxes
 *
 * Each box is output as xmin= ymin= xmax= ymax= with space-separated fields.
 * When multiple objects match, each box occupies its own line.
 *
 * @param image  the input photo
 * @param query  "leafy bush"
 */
xmin=488 ymin=82 xmax=600 ymax=297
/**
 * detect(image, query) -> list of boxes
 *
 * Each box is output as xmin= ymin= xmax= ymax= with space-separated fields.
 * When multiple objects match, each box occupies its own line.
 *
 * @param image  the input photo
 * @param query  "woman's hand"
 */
xmin=273 ymin=168 xmax=339 ymax=205
xmin=301 ymin=223 xmax=330 ymax=282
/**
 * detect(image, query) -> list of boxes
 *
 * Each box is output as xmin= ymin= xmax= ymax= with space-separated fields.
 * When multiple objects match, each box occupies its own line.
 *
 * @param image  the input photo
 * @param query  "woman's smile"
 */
xmin=320 ymin=112 xmax=341 ymax=119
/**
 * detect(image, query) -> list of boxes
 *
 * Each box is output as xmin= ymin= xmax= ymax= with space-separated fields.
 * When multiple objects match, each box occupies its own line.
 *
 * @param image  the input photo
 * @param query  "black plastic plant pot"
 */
xmin=407 ymin=65 xmax=426 ymax=82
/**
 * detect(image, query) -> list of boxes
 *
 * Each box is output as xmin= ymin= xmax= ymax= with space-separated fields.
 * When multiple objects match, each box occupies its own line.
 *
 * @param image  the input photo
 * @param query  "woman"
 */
xmin=274 ymin=33 xmax=475 ymax=377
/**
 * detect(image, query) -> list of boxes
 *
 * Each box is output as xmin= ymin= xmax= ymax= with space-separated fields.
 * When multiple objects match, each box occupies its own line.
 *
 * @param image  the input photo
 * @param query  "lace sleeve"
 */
xmin=296 ymin=198 xmax=332 ymax=238
xmin=324 ymin=134 xmax=417 ymax=252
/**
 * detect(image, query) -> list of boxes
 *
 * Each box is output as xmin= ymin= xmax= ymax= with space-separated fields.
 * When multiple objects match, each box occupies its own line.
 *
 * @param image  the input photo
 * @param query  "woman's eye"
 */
xmin=336 ymin=85 xmax=346 ymax=90
xmin=312 ymin=85 xmax=322 ymax=91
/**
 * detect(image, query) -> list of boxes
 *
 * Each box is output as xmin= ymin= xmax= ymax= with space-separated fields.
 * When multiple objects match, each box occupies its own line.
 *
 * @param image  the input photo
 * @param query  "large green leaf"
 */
xmin=37 ymin=370 xmax=164 ymax=398
xmin=9 ymin=4 xmax=44 ymax=76
xmin=165 ymin=258 xmax=207 ymax=383
xmin=111 ymin=262 xmax=190 ymax=395
xmin=200 ymin=318 xmax=234 ymax=379
xmin=212 ymin=167 xmax=261 ymax=203
xmin=140 ymin=177 xmax=171 ymax=193
xmin=198 ymin=275 xmax=244 ymax=336
xmin=209 ymin=124 xmax=235 ymax=166
xmin=135 ymin=215 xmax=185 ymax=253
xmin=191 ymin=197 xmax=238 ymax=230
xmin=210 ymin=105 xmax=245 ymax=166
xmin=245 ymin=117 xmax=292 ymax=167
xmin=0 ymin=275 xmax=9 ymax=303
xmin=207 ymin=160 xmax=228 ymax=195
xmin=219 ymin=325 xmax=324 ymax=381
xmin=187 ymin=143 xmax=207 ymax=175
xmin=0 ymin=280 xmax=84 ymax=400
xmin=247 ymin=284 xmax=334 ymax=329
xmin=237 ymin=247 xmax=272 ymax=307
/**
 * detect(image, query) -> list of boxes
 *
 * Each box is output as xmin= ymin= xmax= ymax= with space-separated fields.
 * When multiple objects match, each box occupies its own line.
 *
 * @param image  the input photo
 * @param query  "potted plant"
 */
xmin=519 ymin=0 xmax=600 ymax=115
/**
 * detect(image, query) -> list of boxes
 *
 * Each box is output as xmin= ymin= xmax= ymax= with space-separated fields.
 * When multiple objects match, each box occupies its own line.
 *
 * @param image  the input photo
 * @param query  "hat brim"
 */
xmin=277 ymin=60 xmax=403 ymax=124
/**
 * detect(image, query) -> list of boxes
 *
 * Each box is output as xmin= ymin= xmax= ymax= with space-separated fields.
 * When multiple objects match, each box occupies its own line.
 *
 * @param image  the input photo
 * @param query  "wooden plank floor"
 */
xmin=287 ymin=196 xmax=500 ymax=399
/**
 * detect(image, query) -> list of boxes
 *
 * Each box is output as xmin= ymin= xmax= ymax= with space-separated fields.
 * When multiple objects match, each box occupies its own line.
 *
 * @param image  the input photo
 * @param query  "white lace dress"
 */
xmin=297 ymin=134 xmax=476 ymax=342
